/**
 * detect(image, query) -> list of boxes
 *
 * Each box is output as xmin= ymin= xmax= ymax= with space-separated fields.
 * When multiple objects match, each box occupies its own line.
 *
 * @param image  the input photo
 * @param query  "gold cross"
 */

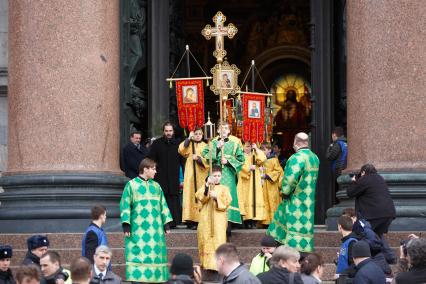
xmin=201 ymin=11 xmax=238 ymax=63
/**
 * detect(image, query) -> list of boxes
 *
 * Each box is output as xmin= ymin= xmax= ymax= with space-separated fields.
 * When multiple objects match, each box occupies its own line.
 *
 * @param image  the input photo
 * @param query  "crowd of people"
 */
xmin=2 ymin=123 xmax=425 ymax=283
xmin=3 ymin=226 xmax=426 ymax=284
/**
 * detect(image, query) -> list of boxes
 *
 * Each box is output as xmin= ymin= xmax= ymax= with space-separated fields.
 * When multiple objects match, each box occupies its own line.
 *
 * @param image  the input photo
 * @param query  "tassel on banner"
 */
xmin=169 ymin=81 xmax=173 ymax=89
xmin=206 ymin=79 xmax=210 ymax=86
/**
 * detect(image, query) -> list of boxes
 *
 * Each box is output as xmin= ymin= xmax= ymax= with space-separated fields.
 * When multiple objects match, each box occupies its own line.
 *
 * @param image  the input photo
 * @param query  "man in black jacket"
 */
xmin=216 ymin=243 xmax=260 ymax=284
xmin=351 ymin=241 xmax=386 ymax=284
xmin=0 ymin=245 xmax=15 ymax=284
xmin=121 ymin=131 xmax=147 ymax=179
xmin=147 ymin=122 xmax=184 ymax=228
xmin=22 ymin=235 xmax=49 ymax=268
xmin=326 ymin=127 xmax=347 ymax=204
xmin=40 ymin=251 xmax=69 ymax=284
xmin=326 ymin=127 xmax=347 ymax=177
xmin=346 ymin=164 xmax=395 ymax=237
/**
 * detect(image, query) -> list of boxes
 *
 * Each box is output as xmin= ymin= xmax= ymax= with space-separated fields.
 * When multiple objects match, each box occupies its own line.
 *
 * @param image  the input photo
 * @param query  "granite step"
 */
xmin=1 ymin=230 xmax=419 ymax=282
xmin=0 ymin=229 xmax=419 ymax=248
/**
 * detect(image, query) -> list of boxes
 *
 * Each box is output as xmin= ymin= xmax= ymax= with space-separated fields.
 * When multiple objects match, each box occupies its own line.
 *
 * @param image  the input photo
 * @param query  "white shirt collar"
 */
xmin=94 ymin=265 xmax=106 ymax=279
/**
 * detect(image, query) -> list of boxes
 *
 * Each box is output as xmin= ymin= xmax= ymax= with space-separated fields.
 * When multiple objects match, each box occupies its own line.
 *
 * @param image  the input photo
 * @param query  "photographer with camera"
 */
xmin=347 ymin=164 xmax=395 ymax=238
xmin=393 ymin=236 xmax=426 ymax=284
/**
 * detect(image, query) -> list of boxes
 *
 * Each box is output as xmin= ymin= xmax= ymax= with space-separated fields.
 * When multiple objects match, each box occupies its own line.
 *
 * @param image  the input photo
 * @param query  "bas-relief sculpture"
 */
xmin=125 ymin=0 xmax=147 ymax=132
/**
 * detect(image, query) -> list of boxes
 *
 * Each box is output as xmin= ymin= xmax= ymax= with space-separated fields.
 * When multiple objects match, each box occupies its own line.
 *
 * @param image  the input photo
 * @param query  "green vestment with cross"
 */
xmin=120 ymin=177 xmax=173 ymax=283
xmin=202 ymin=135 xmax=245 ymax=224
xmin=267 ymin=148 xmax=319 ymax=252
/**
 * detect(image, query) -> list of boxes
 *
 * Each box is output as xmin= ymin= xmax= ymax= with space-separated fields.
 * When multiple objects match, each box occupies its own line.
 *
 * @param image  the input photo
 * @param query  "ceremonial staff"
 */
xmin=251 ymin=62 xmax=257 ymax=218
xmin=252 ymin=146 xmax=257 ymax=218
xmin=185 ymin=45 xmax=199 ymax=203
xmin=204 ymin=114 xmax=216 ymax=237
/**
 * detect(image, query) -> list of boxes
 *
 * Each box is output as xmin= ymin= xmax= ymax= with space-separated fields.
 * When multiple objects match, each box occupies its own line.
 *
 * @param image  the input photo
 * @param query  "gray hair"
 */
xmin=95 ymin=245 xmax=112 ymax=256
xmin=269 ymin=245 xmax=300 ymax=267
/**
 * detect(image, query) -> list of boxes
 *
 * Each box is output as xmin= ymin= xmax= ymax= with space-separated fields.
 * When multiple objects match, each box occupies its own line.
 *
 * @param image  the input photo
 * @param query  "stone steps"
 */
xmin=1 ymin=229 xmax=417 ymax=247
xmin=1 ymin=229 xmax=420 ymax=281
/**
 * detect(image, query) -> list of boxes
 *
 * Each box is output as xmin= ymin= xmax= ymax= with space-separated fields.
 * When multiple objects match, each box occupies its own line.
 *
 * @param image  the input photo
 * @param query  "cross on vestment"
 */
xmin=201 ymin=11 xmax=238 ymax=63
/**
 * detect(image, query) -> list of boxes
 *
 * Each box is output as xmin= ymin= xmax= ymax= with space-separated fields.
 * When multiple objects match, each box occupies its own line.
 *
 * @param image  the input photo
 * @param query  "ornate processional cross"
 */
xmin=201 ymin=11 xmax=238 ymax=64
xmin=201 ymin=11 xmax=239 ymax=123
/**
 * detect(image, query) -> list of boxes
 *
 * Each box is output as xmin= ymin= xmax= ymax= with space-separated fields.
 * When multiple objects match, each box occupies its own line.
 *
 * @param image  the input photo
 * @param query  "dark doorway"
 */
xmin=119 ymin=0 xmax=347 ymax=224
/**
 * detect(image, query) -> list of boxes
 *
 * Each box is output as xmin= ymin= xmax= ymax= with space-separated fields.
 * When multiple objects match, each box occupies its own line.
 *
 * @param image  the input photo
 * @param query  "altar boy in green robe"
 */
xmin=267 ymin=132 xmax=319 ymax=253
xmin=120 ymin=158 xmax=173 ymax=283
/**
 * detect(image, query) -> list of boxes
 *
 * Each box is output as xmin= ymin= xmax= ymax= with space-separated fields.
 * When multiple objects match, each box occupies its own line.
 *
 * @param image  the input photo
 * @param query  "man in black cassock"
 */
xmin=120 ymin=131 xmax=148 ymax=179
xmin=148 ymin=122 xmax=184 ymax=228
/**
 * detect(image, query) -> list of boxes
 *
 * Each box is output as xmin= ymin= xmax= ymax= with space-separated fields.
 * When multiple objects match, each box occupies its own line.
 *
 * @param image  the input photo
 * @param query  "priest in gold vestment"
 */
xmin=237 ymin=142 xmax=266 ymax=223
xmin=260 ymin=143 xmax=284 ymax=225
xmin=178 ymin=129 xmax=209 ymax=226
xmin=196 ymin=166 xmax=232 ymax=270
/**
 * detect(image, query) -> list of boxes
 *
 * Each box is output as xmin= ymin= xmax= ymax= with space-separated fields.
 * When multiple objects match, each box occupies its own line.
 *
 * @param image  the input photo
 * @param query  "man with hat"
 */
xmin=249 ymin=235 xmax=278 ymax=276
xmin=22 ymin=235 xmax=49 ymax=267
xmin=351 ymin=240 xmax=385 ymax=284
xmin=0 ymin=245 xmax=15 ymax=284
xmin=166 ymin=253 xmax=201 ymax=284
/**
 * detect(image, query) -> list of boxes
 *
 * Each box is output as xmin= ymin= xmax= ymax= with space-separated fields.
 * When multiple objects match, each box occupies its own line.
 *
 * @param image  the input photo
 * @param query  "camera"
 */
xmin=349 ymin=171 xmax=361 ymax=180
xmin=400 ymin=239 xmax=409 ymax=257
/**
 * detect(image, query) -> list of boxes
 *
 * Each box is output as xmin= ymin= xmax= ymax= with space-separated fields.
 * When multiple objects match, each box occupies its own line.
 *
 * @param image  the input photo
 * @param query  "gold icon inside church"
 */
xmin=272 ymin=74 xmax=312 ymax=158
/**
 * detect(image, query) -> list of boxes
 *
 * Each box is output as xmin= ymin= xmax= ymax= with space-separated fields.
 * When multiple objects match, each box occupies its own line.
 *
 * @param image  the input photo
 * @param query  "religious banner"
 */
xmin=242 ymin=93 xmax=265 ymax=143
xmin=176 ymin=79 xmax=205 ymax=131
xmin=225 ymin=99 xmax=234 ymax=126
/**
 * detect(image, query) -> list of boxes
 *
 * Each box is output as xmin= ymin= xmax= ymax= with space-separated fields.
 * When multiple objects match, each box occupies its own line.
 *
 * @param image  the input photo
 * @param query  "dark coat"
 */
xmin=0 ymin=269 xmax=15 ymax=284
xmin=326 ymin=137 xmax=347 ymax=176
xmin=347 ymin=173 xmax=396 ymax=220
xmin=90 ymin=267 xmax=121 ymax=284
xmin=257 ymin=266 xmax=303 ymax=284
xmin=165 ymin=275 xmax=194 ymax=284
xmin=147 ymin=137 xmax=184 ymax=196
xmin=222 ymin=264 xmax=261 ymax=284
xmin=121 ymin=142 xmax=148 ymax=179
xmin=42 ymin=267 xmax=69 ymax=284
xmin=300 ymin=274 xmax=320 ymax=284
xmin=395 ymin=267 xmax=426 ymax=284
xmin=22 ymin=251 xmax=40 ymax=267
xmin=353 ymin=258 xmax=386 ymax=284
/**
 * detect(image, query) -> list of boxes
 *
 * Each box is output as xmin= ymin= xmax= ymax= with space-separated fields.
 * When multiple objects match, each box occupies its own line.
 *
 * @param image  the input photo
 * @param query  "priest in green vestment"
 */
xmin=120 ymin=158 xmax=173 ymax=283
xmin=202 ymin=122 xmax=245 ymax=224
xmin=267 ymin=132 xmax=319 ymax=252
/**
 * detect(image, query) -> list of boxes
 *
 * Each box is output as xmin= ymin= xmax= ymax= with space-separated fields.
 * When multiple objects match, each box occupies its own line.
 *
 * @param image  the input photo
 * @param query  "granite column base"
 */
xmin=326 ymin=172 xmax=426 ymax=231
xmin=0 ymin=173 xmax=128 ymax=233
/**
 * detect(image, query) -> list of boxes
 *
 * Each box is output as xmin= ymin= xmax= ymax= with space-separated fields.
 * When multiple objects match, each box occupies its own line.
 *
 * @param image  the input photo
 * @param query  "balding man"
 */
xmin=267 ymin=132 xmax=319 ymax=254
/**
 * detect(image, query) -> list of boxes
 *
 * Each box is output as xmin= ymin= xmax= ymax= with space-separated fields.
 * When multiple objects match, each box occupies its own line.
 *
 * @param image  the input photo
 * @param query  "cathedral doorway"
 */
xmin=119 ymin=0 xmax=347 ymax=223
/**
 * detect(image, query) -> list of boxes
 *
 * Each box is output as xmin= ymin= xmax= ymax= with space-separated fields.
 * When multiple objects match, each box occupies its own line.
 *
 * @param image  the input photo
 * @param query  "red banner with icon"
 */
xmin=242 ymin=93 xmax=265 ymax=143
xmin=176 ymin=80 xmax=205 ymax=131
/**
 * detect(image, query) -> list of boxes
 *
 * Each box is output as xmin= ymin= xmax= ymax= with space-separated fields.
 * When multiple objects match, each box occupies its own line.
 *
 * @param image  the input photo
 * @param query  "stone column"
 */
xmin=327 ymin=0 xmax=426 ymax=230
xmin=0 ymin=0 xmax=8 ymax=172
xmin=148 ymin=0 xmax=170 ymax=136
xmin=310 ymin=0 xmax=334 ymax=224
xmin=0 ymin=1 xmax=128 ymax=232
